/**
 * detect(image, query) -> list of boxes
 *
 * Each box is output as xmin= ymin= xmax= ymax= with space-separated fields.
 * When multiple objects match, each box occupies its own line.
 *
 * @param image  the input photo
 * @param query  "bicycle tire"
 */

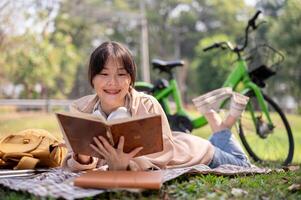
xmin=238 ymin=92 xmax=294 ymax=166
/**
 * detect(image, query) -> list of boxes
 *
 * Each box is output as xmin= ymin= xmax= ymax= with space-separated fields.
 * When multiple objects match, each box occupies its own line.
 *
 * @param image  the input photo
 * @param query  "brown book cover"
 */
xmin=73 ymin=170 xmax=162 ymax=189
xmin=55 ymin=112 xmax=163 ymax=157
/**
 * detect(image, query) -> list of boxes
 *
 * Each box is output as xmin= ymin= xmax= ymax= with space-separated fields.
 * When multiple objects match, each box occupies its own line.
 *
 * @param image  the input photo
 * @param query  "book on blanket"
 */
xmin=74 ymin=170 xmax=162 ymax=189
xmin=55 ymin=111 xmax=163 ymax=157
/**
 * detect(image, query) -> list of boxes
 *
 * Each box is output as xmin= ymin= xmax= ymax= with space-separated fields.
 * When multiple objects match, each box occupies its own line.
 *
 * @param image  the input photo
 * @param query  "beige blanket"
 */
xmin=0 ymin=164 xmax=271 ymax=200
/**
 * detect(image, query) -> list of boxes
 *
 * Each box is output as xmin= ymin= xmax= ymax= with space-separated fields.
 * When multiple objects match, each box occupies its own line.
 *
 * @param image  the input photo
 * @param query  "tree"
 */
xmin=54 ymin=0 xmax=142 ymax=98
xmin=189 ymin=34 xmax=235 ymax=95
xmin=267 ymin=0 xmax=301 ymax=108
xmin=1 ymin=32 xmax=79 ymax=98
xmin=0 ymin=1 xmax=81 ymax=99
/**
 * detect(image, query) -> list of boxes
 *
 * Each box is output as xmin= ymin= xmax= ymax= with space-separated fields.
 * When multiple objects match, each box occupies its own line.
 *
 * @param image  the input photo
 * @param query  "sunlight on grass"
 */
xmin=0 ymin=110 xmax=63 ymax=141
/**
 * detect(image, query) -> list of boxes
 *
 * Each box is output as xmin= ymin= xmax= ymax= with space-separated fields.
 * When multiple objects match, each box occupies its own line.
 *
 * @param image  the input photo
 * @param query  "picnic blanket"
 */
xmin=0 ymin=164 xmax=271 ymax=200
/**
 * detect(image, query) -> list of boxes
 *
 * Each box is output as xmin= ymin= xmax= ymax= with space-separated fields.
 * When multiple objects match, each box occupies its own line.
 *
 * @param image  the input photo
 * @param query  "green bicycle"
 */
xmin=135 ymin=11 xmax=294 ymax=166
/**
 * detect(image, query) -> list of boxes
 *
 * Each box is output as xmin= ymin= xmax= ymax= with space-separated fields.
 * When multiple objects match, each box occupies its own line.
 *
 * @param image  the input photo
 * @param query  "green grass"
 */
xmin=0 ymin=110 xmax=63 ymax=141
xmin=0 ymin=166 xmax=300 ymax=199
xmin=0 ymin=108 xmax=301 ymax=199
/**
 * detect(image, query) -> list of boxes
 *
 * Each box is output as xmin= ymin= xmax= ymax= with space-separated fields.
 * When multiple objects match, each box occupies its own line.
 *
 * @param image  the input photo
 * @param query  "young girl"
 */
xmin=63 ymin=41 xmax=251 ymax=171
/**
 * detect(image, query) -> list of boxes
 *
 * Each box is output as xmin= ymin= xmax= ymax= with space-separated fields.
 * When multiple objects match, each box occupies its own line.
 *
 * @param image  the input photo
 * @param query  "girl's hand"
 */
xmin=75 ymin=154 xmax=93 ymax=164
xmin=90 ymin=136 xmax=143 ymax=170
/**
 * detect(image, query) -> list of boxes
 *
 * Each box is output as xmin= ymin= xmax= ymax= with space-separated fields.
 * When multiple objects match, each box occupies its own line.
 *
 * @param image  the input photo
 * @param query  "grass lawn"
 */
xmin=0 ymin=107 xmax=300 ymax=199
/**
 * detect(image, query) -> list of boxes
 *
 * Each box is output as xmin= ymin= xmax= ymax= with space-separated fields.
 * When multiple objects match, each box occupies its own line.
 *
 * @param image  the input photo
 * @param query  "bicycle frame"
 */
xmin=136 ymin=57 xmax=274 ymax=131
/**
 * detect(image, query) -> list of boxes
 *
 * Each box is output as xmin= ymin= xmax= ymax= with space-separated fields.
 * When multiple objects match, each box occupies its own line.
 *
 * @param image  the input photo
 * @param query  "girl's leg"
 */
xmin=222 ymin=92 xmax=250 ymax=129
xmin=192 ymin=87 xmax=233 ymax=132
xmin=208 ymin=93 xmax=251 ymax=168
xmin=198 ymin=115 xmax=250 ymax=168
xmin=204 ymin=110 xmax=227 ymax=133
xmin=193 ymin=89 xmax=251 ymax=168
xmin=222 ymin=114 xmax=237 ymax=129
xmin=209 ymin=129 xmax=247 ymax=159
xmin=209 ymin=129 xmax=251 ymax=168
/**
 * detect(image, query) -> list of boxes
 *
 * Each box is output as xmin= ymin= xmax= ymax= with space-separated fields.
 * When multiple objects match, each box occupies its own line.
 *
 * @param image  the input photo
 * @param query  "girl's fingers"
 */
xmin=90 ymin=144 xmax=106 ymax=158
xmin=129 ymin=147 xmax=143 ymax=158
xmin=93 ymin=136 xmax=103 ymax=147
xmin=117 ymin=136 xmax=125 ymax=150
xmin=98 ymin=136 xmax=115 ymax=153
xmin=93 ymin=137 xmax=109 ymax=156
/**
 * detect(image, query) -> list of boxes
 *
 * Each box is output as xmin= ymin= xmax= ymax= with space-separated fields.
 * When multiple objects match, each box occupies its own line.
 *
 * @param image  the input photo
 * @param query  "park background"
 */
xmin=0 ymin=0 xmax=300 ymax=160
xmin=0 ymin=0 xmax=300 ymax=109
xmin=0 ymin=0 xmax=300 ymax=155
xmin=0 ymin=0 xmax=300 ymax=159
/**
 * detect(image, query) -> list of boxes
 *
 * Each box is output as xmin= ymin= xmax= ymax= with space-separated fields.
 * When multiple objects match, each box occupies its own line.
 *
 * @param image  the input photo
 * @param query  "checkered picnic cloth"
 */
xmin=0 ymin=164 xmax=271 ymax=200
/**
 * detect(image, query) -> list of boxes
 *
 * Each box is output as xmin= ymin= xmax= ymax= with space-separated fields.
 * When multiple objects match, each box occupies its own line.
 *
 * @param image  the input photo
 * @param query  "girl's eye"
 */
xmin=100 ymin=72 xmax=108 ymax=76
xmin=118 ymin=73 xmax=127 ymax=76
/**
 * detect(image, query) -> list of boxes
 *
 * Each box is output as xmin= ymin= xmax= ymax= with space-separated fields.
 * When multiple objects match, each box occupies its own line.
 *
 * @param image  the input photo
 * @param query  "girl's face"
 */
xmin=92 ymin=57 xmax=131 ymax=114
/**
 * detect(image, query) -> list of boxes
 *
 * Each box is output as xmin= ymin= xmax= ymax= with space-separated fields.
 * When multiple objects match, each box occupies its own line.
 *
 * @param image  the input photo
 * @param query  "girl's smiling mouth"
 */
xmin=104 ymin=89 xmax=121 ymax=95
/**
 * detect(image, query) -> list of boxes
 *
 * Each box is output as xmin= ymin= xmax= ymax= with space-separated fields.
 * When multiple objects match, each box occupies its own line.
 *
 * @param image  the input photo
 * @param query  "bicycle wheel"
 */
xmin=238 ymin=92 xmax=294 ymax=166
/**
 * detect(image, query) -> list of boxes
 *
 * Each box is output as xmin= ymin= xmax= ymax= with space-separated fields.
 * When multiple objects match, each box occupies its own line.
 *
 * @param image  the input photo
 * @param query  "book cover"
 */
xmin=56 ymin=112 xmax=163 ymax=157
xmin=73 ymin=170 xmax=162 ymax=189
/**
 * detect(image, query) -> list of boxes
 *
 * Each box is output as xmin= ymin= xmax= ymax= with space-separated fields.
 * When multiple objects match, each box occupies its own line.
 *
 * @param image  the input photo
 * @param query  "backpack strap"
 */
xmin=1 ymin=152 xmax=40 ymax=169
xmin=14 ymin=156 xmax=40 ymax=169
xmin=2 ymin=152 xmax=33 ymax=160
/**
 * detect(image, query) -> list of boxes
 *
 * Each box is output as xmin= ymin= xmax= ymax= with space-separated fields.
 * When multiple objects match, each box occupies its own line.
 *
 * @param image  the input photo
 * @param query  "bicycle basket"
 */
xmin=246 ymin=44 xmax=284 ymax=87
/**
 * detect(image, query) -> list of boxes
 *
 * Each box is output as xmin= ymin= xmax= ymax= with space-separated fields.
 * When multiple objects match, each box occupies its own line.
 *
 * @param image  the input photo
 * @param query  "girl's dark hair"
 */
xmin=88 ymin=41 xmax=137 ymax=88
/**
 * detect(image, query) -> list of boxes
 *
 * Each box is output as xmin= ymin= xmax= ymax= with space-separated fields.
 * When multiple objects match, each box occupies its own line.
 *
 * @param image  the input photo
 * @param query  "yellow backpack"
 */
xmin=0 ymin=129 xmax=67 ymax=169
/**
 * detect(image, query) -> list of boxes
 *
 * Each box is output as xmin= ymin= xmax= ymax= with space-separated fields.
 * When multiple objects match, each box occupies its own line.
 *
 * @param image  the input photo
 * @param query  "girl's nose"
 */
xmin=107 ymin=75 xmax=118 ymax=85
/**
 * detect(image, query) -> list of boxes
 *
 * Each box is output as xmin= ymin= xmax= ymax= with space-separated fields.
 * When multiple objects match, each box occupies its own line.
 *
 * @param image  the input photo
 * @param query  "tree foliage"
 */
xmin=0 ymin=0 xmax=300 ymax=110
xmin=267 ymin=0 xmax=301 ymax=104
xmin=1 ymin=32 xmax=79 ymax=98
xmin=190 ymin=34 xmax=235 ymax=95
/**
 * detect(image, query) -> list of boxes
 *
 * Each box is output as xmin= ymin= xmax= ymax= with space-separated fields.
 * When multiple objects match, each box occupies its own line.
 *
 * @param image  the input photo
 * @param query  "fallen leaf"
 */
xmin=283 ymin=165 xmax=300 ymax=172
xmin=288 ymin=184 xmax=301 ymax=192
xmin=260 ymin=195 xmax=270 ymax=200
xmin=213 ymin=188 xmax=223 ymax=193
xmin=275 ymin=168 xmax=285 ymax=173
xmin=231 ymin=188 xmax=248 ymax=197
xmin=280 ymin=177 xmax=289 ymax=184
xmin=206 ymin=192 xmax=217 ymax=198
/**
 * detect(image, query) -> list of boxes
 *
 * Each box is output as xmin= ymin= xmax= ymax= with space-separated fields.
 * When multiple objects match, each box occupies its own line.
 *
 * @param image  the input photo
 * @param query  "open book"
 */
xmin=55 ymin=112 xmax=163 ymax=157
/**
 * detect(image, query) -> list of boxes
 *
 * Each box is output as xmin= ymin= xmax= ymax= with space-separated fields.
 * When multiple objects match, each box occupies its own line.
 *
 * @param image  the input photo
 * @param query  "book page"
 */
xmin=56 ymin=111 xmax=107 ymax=124
xmin=106 ymin=113 xmax=160 ymax=126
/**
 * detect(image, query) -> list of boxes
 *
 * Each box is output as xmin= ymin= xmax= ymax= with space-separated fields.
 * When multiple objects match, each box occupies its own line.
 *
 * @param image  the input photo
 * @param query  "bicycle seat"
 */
xmin=152 ymin=59 xmax=184 ymax=73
